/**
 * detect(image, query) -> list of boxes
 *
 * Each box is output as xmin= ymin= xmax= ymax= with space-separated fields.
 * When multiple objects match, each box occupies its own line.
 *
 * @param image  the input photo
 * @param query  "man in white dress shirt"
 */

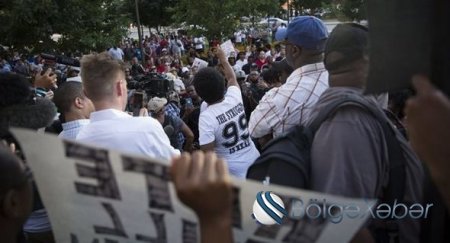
xmin=76 ymin=52 xmax=179 ymax=161
xmin=53 ymin=81 xmax=94 ymax=140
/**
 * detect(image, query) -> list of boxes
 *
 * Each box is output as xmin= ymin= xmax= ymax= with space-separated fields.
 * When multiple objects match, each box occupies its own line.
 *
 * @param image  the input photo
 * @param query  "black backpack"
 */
xmin=247 ymin=94 xmax=407 ymax=242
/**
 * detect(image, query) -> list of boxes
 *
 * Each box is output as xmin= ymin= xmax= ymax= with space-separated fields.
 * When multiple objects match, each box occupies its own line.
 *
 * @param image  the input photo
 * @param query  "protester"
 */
xmin=306 ymin=23 xmax=424 ymax=243
xmin=76 ymin=52 xmax=179 ymax=161
xmin=53 ymin=81 xmax=94 ymax=139
xmin=0 ymin=145 xmax=33 ymax=243
xmin=249 ymin=16 xmax=329 ymax=140
xmin=194 ymin=47 xmax=260 ymax=178
xmin=147 ymin=96 xmax=194 ymax=152
xmin=107 ymin=46 xmax=124 ymax=60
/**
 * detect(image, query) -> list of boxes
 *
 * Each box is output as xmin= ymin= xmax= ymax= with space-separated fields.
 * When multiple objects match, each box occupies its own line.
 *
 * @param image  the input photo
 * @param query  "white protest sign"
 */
xmin=220 ymin=40 xmax=236 ymax=58
xmin=192 ymin=58 xmax=208 ymax=70
xmin=12 ymin=128 xmax=376 ymax=243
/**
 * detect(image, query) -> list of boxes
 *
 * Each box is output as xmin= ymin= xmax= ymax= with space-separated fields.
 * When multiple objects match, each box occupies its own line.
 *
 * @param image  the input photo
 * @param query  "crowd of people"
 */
xmin=0 ymin=15 xmax=449 ymax=243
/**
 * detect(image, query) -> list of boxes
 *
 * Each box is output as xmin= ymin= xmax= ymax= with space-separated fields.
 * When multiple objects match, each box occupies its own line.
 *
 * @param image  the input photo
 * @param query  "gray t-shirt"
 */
xmin=307 ymin=87 xmax=424 ymax=243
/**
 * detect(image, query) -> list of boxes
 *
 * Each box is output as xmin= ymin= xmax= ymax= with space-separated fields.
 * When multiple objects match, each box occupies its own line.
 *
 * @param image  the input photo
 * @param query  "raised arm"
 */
xmin=216 ymin=47 xmax=238 ymax=88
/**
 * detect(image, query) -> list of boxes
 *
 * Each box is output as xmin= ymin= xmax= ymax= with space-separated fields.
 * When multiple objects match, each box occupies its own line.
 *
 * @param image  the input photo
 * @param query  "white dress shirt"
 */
xmin=77 ymin=109 xmax=179 ymax=162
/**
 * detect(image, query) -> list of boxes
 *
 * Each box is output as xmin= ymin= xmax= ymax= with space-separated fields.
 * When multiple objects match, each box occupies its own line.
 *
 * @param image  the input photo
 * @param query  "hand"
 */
xmin=214 ymin=46 xmax=227 ymax=62
xmin=405 ymin=75 xmax=450 ymax=208
xmin=171 ymin=151 xmax=232 ymax=223
xmin=45 ymin=90 xmax=54 ymax=100
xmin=34 ymin=68 xmax=57 ymax=89
xmin=1 ymin=140 xmax=16 ymax=154
xmin=139 ymin=107 xmax=149 ymax=117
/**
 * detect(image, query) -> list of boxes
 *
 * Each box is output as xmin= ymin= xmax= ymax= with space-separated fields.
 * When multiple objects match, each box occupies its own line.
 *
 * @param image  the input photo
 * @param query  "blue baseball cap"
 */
xmin=277 ymin=16 xmax=328 ymax=51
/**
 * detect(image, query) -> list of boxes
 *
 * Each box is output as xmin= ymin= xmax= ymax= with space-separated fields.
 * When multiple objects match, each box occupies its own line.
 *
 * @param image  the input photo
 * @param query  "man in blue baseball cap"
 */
xmin=249 ymin=16 xmax=329 ymax=145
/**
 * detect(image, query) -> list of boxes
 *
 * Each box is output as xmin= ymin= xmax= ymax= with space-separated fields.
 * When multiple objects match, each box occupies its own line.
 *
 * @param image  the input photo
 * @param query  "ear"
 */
xmin=292 ymin=45 xmax=302 ymax=59
xmin=116 ymin=80 xmax=126 ymax=97
xmin=74 ymin=97 xmax=85 ymax=109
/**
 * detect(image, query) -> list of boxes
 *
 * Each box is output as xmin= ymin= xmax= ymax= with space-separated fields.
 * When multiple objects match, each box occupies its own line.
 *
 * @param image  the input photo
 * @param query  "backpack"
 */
xmin=247 ymin=94 xmax=407 ymax=242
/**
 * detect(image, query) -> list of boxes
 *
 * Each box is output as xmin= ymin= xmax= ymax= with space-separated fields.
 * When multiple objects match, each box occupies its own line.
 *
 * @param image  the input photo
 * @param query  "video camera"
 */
xmin=40 ymin=53 xmax=80 ymax=67
xmin=131 ymin=72 xmax=175 ymax=98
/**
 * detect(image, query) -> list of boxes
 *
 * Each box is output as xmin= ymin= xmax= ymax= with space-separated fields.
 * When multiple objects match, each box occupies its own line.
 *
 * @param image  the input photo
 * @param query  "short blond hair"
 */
xmin=80 ymin=52 xmax=126 ymax=102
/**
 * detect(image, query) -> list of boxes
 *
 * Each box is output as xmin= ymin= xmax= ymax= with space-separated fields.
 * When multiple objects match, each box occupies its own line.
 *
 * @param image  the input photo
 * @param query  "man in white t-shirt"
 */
xmin=76 ymin=52 xmax=179 ymax=161
xmin=194 ymin=48 xmax=260 ymax=178
xmin=193 ymin=36 xmax=205 ymax=53
xmin=107 ymin=46 xmax=124 ymax=60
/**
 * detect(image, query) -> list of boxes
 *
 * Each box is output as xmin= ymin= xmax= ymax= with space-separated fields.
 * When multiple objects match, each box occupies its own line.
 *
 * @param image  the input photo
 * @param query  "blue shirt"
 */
xmin=59 ymin=119 xmax=90 ymax=140
xmin=165 ymin=102 xmax=185 ymax=151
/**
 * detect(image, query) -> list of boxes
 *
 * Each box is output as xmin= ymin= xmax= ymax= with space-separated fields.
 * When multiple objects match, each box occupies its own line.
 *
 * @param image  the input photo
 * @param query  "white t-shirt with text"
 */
xmin=199 ymin=86 xmax=260 ymax=178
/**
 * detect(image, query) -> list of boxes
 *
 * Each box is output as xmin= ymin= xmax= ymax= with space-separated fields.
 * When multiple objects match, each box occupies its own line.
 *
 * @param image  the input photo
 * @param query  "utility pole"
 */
xmin=135 ymin=0 xmax=145 ymax=63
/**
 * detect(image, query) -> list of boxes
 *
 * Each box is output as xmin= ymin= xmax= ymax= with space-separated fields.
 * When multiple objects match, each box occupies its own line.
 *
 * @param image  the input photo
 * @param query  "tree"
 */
xmin=337 ymin=0 xmax=367 ymax=22
xmin=172 ymin=0 xmax=279 ymax=39
xmin=0 ymin=0 xmax=130 ymax=53
xmin=125 ymin=0 xmax=178 ymax=32
xmin=291 ymin=0 xmax=331 ymax=16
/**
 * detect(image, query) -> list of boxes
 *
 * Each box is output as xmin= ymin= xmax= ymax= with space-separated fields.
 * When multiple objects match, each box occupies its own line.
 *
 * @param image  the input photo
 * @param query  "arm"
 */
xmin=216 ymin=47 xmax=238 ymax=88
xmin=200 ymin=142 xmax=215 ymax=152
xmin=248 ymin=93 xmax=280 ymax=138
xmin=171 ymin=152 xmax=233 ymax=243
xmin=181 ymin=122 xmax=194 ymax=152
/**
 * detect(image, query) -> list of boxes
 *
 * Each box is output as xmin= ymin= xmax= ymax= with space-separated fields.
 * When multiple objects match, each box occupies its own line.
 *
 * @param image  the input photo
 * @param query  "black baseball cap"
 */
xmin=324 ymin=23 xmax=369 ymax=71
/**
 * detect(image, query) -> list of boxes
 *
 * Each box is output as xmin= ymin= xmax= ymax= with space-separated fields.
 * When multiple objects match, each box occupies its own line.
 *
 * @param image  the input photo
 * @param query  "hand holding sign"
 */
xmin=171 ymin=151 xmax=232 ymax=222
xmin=220 ymin=40 xmax=235 ymax=58
xmin=172 ymin=151 xmax=233 ymax=243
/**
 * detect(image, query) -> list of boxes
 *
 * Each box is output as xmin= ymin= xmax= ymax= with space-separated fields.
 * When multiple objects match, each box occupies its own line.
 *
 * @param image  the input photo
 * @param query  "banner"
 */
xmin=12 ymin=128 xmax=376 ymax=243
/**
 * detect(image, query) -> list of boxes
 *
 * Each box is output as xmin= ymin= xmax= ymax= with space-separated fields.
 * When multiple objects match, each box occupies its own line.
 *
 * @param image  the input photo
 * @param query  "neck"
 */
xmin=64 ymin=112 xmax=88 ymax=123
xmin=293 ymin=55 xmax=323 ymax=69
xmin=93 ymin=100 xmax=124 ymax=112
xmin=329 ymin=70 xmax=365 ymax=88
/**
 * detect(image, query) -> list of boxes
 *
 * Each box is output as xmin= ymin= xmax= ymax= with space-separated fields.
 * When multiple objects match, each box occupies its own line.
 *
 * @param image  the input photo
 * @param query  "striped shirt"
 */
xmin=58 ymin=119 xmax=90 ymax=140
xmin=248 ymin=63 xmax=329 ymax=138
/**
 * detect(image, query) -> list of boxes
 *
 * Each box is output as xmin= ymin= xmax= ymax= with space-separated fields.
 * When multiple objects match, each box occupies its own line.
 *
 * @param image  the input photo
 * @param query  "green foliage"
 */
xmin=172 ymin=0 xmax=279 ymax=39
xmin=0 ymin=0 xmax=130 ymax=52
xmin=125 ymin=0 xmax=178 ymax=29
xmin=338 ymin=0 xmax=367 ymax=22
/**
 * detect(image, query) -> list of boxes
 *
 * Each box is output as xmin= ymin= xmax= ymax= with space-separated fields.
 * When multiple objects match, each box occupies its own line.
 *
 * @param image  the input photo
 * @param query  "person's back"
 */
xmin=195 ymin=48 xmax=259 ymax=178
xmin=199 ymin=85 xmax=260 ymax=177
xmin=249 ymin=16 xmax=329 ymax=139
xmin=76 ymin=52 xmax=179 ymax=161
xmin=77 ymin=111 xmax=176 ymax=159
xmin=308 ymin=23 xmax=424 ymax=243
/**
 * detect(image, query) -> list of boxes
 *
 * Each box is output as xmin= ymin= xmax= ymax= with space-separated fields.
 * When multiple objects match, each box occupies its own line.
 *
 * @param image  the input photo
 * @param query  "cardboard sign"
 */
xmin=220 ymin=40 xmax=236 ymax=58
xmin=192 ymin=58 xmax=209 ymax=70
xmin=12 ymin=128 xmax=375 ymax=243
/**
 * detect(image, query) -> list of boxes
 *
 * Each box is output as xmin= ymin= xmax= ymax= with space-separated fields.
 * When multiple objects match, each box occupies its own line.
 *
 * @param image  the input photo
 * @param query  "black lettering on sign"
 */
xmin=253 ymin=224 xmax=281 ymax=239
xmin=64 ymin=141 xmax=121 ymax=200
xmin=104 ymin=239 xmax=119 ymax=243
xmin=245 ymin=239 xmax=267 ymax=243
xmin=282 ymin=215 xmax=327 ymax=243
xmin=70 ymin=234 xmax=99 ymax=243
xmin=182 ymin=219 xmax=198 ymax=243
xmin=232 ymin=186 xmax=242 ymax=229
xmin=135 ymin=212 xmax=167 ymax=243
xmin=93 ymin=202 xmax=128 ymax=238
xmin=122 ymin=156 xmax=173 ymax=212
